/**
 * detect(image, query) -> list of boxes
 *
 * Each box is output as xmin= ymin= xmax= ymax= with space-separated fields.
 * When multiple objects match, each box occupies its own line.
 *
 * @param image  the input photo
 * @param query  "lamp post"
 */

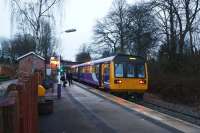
xmin=57 ymin=28 xmax=76 ymax=99
xmin=65 ymin=29 xmax=76 ymax=33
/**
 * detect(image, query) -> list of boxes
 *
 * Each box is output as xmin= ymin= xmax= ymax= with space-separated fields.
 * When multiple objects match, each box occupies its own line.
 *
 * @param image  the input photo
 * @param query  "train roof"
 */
xmin=71 ymin=54 xmax=144 ymax=68
xmin=71 ymin=56 xmax=115 ymax=68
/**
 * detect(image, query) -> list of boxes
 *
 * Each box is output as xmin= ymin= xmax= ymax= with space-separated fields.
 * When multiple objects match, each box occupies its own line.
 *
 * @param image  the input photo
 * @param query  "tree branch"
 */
xmin=41 ymin=0 xmax=59 ymax=15
xmin=13 ymin=0 xmax=37 ymax=31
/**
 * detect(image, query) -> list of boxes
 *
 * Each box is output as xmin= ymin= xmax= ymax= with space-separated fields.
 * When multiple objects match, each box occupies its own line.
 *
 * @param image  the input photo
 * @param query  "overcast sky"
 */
xmin=0 ymin=1 xmax=10 ymax=39
xmin=0 ymin=0 xmax=139 ymax=61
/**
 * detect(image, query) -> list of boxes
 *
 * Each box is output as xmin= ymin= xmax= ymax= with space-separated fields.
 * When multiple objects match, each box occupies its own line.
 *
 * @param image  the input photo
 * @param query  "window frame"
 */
xmin=114 ymin=63 xmax=146 ymax=78
xmin=114 ymin=63 xmax=125 ymax=78
xmin=135 ymin=64 xmax=146 ymax=78
xmin=126 ymin=64 xmax=137 ymax=78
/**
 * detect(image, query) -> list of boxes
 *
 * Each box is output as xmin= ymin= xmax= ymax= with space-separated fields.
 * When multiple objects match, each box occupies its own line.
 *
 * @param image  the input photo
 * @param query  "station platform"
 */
xmin=39 ymin=83 xmax=200 ymax=133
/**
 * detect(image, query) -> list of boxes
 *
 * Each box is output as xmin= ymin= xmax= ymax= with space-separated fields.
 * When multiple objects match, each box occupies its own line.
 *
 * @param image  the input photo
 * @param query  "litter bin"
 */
xmin=38 ymin=99 xmax=54 ymax=115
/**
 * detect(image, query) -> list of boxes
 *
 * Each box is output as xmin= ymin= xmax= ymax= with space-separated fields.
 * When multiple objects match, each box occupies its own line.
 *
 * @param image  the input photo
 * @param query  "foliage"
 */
xmin=80 ymin=0 xmax=200 ymax=106
xmin=152 ymin=0 xmax=200 ymax=58
xmin=6 ymin=0 xmax=63 ymax=58
xmin=92 ymin=0 xmax=129 ymax=55
xmin=1 ymin=34 xmax=36 ymax=62
xmin=0 ymin=75 xmax=10 ymax=82
xmin=127 ymin=4 xmax=159 ymax=58
xmin=75 ymin=52 xmax=91 ymax=63
xmin=148 ymin=54 xmax=200 ymax=106
xmin=37 ymin=20 xmax=57 ymax=58
xmin=91 ymin=0 xmax=159 ymax=59
xmin=76 ymin=45 xmax=91 ymax=62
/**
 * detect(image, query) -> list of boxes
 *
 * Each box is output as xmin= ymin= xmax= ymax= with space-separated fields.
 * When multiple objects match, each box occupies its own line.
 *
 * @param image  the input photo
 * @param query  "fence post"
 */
xmin=0 ymin=90 xmax=20 ymax=133
xmin=0 ymin=73 xmax=41 ymax=133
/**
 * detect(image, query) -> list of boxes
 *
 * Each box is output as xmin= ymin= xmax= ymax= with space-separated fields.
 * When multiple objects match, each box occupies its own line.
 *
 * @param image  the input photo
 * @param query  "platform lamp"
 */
xmin=57 ymin=28 xmax=77 ymax=99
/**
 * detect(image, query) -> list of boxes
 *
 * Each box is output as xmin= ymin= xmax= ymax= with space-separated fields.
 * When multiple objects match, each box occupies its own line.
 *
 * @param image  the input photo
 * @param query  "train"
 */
xmin=71 ymin=54 xmax=148 ymax=99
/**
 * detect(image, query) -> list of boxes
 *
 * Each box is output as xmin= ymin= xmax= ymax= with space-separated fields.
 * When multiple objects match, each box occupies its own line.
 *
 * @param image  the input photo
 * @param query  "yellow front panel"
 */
xmin=109 ymin=62 xmax=148 ymax=93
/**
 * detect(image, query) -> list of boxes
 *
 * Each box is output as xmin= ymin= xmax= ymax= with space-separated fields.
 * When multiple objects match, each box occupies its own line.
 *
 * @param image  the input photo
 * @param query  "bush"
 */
xmin=148 ymin=55 xmax=200 ymax=106
xmin=0 ymin=75 xmax=10 ymax=82
xmin=149 ymin=76 xmax=200 ymax=106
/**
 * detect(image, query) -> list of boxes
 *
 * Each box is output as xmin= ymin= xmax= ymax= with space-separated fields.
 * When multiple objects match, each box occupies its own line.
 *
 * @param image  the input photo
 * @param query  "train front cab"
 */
xmin=101 ymin=55 xmax=148 ymax=96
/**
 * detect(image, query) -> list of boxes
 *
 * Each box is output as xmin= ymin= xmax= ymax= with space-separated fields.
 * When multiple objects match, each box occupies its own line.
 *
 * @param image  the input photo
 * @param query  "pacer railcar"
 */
xmin=71 ymin=54 xmax=148 ymax=99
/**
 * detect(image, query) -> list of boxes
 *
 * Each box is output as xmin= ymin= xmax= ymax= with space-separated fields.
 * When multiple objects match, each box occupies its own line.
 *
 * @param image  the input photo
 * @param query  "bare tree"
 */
xmin=1 ymin=34 xmax=36 ymax=62
xmin=127 ymin=3 xmax=159 ymax=59
xmin=38 ymin=20 xmax=57 ymax=58
xmin=92 ymin=0 xmax=159 ymax=59
xmin=8 ymin=0 xmax=63 ymax=52
xmin=75 ymin=45 xmax=91 ymax=62
xmin=93 ymin=0 xmax=129 ymax=54
xmin=151 ymin=0 xmax=177 ymax=59
xmin=93 ymin=19 xmax=118 ymax=54
xmin=152 ymin=0 xmax=200 ymax=56
xmin=112 ymin=0 xmax=129 ymax=53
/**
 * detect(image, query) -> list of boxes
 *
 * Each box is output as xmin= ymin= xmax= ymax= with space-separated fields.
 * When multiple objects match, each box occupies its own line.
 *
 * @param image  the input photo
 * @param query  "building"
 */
xmin=61 ymin=60 xmax=82 ymax=72
xmin=61 ymin=60 xmax=81 ymax=67
xmin=17 ymin=51 xmax=45 ymax=78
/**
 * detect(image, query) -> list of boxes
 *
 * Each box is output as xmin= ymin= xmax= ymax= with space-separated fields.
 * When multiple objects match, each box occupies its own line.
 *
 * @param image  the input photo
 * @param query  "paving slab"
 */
xmin=39 ymin=86 xmax=115 ymax=133
xmin=39 ymin=84 xmax=185 ymax=133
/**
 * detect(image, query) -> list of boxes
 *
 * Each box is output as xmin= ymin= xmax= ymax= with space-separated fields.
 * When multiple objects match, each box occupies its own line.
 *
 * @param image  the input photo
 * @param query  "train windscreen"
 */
xmin=115 ymin=63 xmax=145 ymax=78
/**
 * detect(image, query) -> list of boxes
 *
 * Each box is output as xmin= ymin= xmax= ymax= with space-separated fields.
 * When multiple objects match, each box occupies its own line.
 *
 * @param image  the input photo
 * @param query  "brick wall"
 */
xmin=18 ymin=55 xmax=45 ymax=78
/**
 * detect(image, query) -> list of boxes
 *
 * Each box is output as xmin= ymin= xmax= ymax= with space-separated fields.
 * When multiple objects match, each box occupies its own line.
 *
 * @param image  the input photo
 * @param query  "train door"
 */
xmin=103 ymin=63 xmax=110 ymax=89
xmin=99 ymin=63 xmax=110 ymax=89
xmin=99 ymin=64 xmax=103 ymax=88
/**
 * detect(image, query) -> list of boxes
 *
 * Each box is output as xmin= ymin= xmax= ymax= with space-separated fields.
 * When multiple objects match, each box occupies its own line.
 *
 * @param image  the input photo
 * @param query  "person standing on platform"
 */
xmin=60 ymin=74 xmax=66 ymax=87
xmin=67 ymin=71 xmax=72 ymax=86
xmin=63 ymin=72 xmax=67 ymax=87
xmin=69 ymin=71 xmax=73 ymax=85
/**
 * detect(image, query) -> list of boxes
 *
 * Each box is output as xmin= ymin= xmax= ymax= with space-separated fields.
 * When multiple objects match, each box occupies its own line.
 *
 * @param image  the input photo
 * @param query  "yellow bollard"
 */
xmin=38 ymin=85 xmax=46 ymax=97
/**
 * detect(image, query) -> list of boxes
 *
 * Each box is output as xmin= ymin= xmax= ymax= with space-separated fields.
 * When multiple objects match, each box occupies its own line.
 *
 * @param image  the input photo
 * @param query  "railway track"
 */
xmin=125 ymin=96 xmax=200 ymax=126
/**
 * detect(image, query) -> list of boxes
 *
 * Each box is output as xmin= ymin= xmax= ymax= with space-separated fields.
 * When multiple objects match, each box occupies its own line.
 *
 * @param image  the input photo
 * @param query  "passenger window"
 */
xmin=137 ymin=65 xmax=145 ymax=78
xmin=80 ymin=67 xmax=83 ymax=73
xmin=92 ymin=66 xmax=95 ymax=73
xmin=127 ymin=64 xmax=136 ymax=78
xmin=95 ymin=65 xmax=99 ymax=79
xmin=104 ymin=64 xmax=110 ymax=83
xmin=104 ymin=64 xmax=110 ymax=76
xmin=115 ymin=64 xmax=124 ymax=77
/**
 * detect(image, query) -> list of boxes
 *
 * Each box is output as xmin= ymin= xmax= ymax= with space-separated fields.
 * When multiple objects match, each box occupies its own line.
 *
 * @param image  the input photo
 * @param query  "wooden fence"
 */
xmin=0 ymin=72 xmax=42 ymax=133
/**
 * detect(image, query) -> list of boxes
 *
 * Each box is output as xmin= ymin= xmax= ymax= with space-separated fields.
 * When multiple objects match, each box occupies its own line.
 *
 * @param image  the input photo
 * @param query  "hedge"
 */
xmin=0 ymin=76 xmax=10 ymax=82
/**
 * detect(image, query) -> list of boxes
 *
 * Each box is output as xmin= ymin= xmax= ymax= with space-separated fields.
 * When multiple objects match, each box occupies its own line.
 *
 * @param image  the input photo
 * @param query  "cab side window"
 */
xmin=137 ymin=65 xmax=145 ymax=78
xmin=115 ymin=64 xmax=124 ymax=77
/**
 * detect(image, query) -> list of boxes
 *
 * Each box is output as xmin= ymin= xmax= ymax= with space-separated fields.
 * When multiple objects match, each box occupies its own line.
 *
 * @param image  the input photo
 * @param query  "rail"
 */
xmin=135 ymin=99 xmax=200 ymax=125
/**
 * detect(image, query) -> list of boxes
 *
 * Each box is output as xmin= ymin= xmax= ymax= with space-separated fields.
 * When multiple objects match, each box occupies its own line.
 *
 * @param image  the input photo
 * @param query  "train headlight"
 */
xmin=139 ymin=79 xmax=146 ymax=84
xmin=114 ymin=79 xmax=122 ymax=84
xmin=129 ymin=57 xmax=136 ymax=60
